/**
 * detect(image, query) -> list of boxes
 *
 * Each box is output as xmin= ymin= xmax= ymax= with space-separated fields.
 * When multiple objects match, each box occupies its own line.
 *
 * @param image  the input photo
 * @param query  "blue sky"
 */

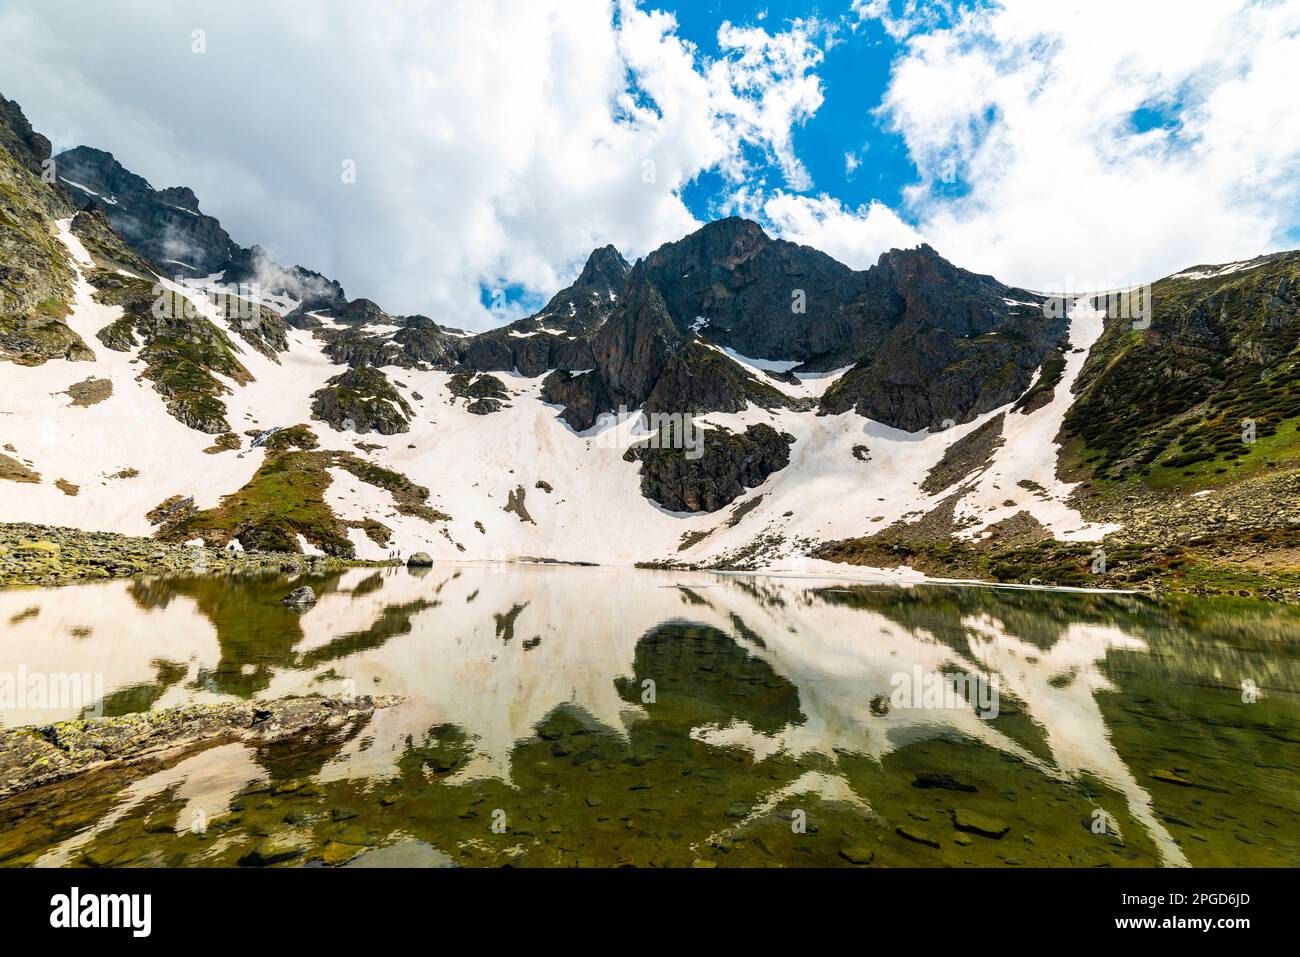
xmin=2 ymin=0 xmax=1297 ymax=328
xmin=672 ymin=1 xmax=915 ymax=216
xmin=486 ymin=1 xmax=920 ymax=315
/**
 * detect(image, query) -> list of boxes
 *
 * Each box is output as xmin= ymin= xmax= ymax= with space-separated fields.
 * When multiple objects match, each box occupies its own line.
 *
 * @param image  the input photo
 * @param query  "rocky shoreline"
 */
xmin=4 ymin=513 xmax=1295 ymax=603
xmin=0 ymin=522 xmax=393 ymax=588
xmin=808 ymin=466 xmax=1300 ymax=603
xmin=0 ymin=693 xmax=402 ymax=798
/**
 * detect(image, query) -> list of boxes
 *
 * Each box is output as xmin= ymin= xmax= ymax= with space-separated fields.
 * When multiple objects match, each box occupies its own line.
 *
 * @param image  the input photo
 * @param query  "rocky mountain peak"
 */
xmin=225 ymin=245 xmax=348 ymax=313
xmin=507 ymin=243 xmax=631 ymax=340
xmin=157 ymin=185 xmax=202 ymax=213
xmin=593 ymin=269 xmax=684 ymax=406
xmin=645 ymin=216 xmax=772 ymax=275
xmin=329 ymin=298 xmax=389 ymax=325
xmin=55 ymin=145 xmax=239 ymax=276
xmin=0 ymin=95 xmax=52 ymax=176
xmin=872 ymin=242 xmax=989 ymax=291
xmin=575 ymin=244 xmax=630 ymax=291
xmin=866 ymin=241 xmax=1037 ymax=335
xmin=54 ymin=146 xmax=152 ymax=201
xmin=875 ymin=241 xmax=938 ymax=263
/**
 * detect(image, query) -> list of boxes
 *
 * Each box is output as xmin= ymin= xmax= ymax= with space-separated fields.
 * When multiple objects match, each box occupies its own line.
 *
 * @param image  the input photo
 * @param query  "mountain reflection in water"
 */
xmin=1 ymin=565 xmax=1297 ymax=868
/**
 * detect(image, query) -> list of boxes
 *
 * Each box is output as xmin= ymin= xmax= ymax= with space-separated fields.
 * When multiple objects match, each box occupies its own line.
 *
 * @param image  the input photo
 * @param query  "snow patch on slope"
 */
xmin=949 ymin=296 xmax=1120 ymax=542
xmin=1 ymin=226 xmax=1118 ymax=567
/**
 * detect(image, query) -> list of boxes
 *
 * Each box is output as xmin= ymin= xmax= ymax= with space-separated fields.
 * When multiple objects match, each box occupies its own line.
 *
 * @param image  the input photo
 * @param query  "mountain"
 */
xmin=0 ymin=94 xmax=54 ymax=176
xmin=2 ymin=94 xmax=1297 ymax=596
xmin=0 ymin=95 xmax=84 ymax=366
xmin=453 ymin=244 xmax=627 ymax=378
xmin=54 ymin=145 xmax=241 ymax=276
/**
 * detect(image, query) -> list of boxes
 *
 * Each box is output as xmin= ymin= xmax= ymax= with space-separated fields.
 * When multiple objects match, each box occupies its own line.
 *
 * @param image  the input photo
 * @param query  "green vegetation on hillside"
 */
xmin=312 ymin=366 xmax=413 ymax=433
xmin=90 ymin=271 xmax=253 ymax=433
xmin=1063 ymin=257 xmax=1300 ymax=490
xmin=816 ymin=527 xmax=1300 ymax=601
xmin=155 ymin=425 xmax=447 ymax=556
xmin=0 ymin=135 xmax=89 ymax=365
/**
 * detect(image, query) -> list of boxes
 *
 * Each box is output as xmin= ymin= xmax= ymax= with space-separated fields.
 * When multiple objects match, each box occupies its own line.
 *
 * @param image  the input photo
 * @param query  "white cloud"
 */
xmin=757 ymin=191 xmax=923 ymax=268
xmin=0 ymin=0 xmax=826 ymax=329
xmin=855 ymin=0 xmax=1300 ymax=287
xmin=851 ymin=0 xmax=957 ymax=42
xmin=707 ymin=19 xmax=827 ymax=191
xmin=7 ymin=0 xmax=1293 ymax=313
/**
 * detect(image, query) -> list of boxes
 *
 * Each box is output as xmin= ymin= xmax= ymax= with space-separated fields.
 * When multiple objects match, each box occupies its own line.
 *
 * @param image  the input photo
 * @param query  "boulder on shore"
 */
xmin=406 ymin=552 xmax=433 ymax=567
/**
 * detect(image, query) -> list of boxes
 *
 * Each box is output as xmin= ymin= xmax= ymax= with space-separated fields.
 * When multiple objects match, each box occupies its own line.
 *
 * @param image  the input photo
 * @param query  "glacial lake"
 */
xmin=1 ymin=564 xmax=1298 ymax=868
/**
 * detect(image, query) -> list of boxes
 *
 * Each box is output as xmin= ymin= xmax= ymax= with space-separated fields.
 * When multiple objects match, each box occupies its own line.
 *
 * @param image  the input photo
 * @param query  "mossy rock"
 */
xmin=312 ymin=366 xmax=412 ymax=435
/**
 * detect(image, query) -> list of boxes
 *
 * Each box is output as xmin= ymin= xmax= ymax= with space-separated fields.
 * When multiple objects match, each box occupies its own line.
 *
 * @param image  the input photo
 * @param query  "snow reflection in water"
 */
xmin=1 ymin=565 xmax=1297 ymax=868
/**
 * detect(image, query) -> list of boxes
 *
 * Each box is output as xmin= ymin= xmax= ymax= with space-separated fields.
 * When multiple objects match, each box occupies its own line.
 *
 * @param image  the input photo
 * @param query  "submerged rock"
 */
xmin=951 ymin=808 xmax=1010 ymax=839
xmin=912 ymin=772 xmax=978 ymax=793
xmin=895 ymin=825 xmax=941 ymax=849
xmin=281 ymin=585 xmax=317 ymax=607
xmin=0 ymin=693 xmax=402 ymax=798
xmin=838 ymin=846 xmax=876 ymax=865
xmin=343 ymin=840 xmax=456 ymax=868
xmin=238 ymin=834 xmax=307 ymax=867
xmin=314 ymin=842 xmax=368 ymax=867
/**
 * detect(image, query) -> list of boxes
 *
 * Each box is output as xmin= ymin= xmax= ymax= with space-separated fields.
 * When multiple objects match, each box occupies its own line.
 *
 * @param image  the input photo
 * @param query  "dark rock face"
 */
xmin=540 ymin=369 xmax=612 ymax=431
xmin=634 ymin=216 xmax=869 ymax=366
xmin=213 ymin=293 xmax=290 ymax=359
xmin=542 ymin=218 xmax=1052 ymax=436
xmin=447 ymin=372 xmax=509 ymax=414
xmin=623 ymin=423 xmax=795 ymax=513
xmin=817 ymin=245 xmax=1058 ymax=431
xmin=0 ymin=94 xmax=53 ymax=176
xmin=592 ymin=273 xmax=685 ymax=407
xmin=318 ymin=315 xmax=456 ymax=371
xmin=540 ymin=224 xmax=836 ymax=427
xmin=821 ymin=329 xmax=1043 ymax=432
xmin=644 ymin=341 xmax=804 ymax=418
xmin=528 ymin=243 xmax=630 ymax=336
xmin=321 ymin=328 xmax=405 ymax=368
xmin=465 ymin=398 xmax=502 ymax=415
xmin=451 ymin=244 xmax=628 ymax=378
xmin=311 ymin=367 xmax=412 ymax=435
xmin=287 ymin=310 xmax=323 ymax=330
xmin=455 ymin=328 xmax=595 ymax=378
xmin=326 ymin=297 xmax=389 ymax=325
xmin=392 ymin=316 xmax=455 ymax=365
xmin=55 ymin=146 xmax=241 ymax=276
